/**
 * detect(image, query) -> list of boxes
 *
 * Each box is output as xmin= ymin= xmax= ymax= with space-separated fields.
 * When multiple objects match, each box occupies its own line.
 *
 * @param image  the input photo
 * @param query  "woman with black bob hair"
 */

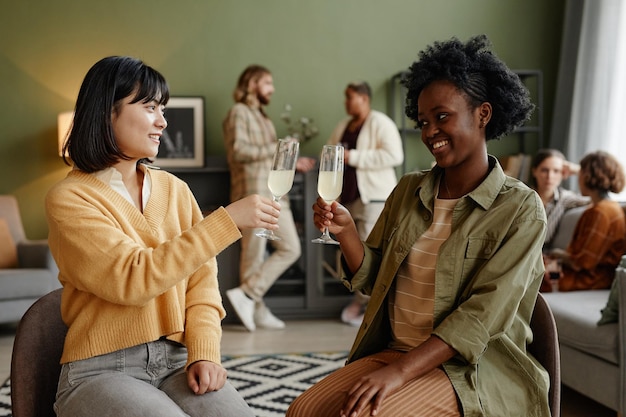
xmin=63 ymin=56 xmax=170 ymax=171
xmin=288 ymin=35 xmax=548 ymax=416
xmin=47 ymin=56 xmax=281 ymax=416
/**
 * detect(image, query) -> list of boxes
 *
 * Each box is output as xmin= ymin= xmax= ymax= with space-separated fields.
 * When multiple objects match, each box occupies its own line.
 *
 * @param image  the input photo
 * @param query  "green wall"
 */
xmin=0 ymin=0 xmax=565 ymax=238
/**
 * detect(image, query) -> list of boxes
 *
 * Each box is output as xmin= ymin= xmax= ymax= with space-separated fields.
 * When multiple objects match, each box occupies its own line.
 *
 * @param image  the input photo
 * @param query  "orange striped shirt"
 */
xmin=389 ymin=197 xmax=458 ymax=351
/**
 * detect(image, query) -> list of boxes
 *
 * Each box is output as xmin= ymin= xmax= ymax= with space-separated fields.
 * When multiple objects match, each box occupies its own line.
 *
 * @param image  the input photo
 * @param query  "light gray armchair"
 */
xmin=0 ymin=195 xmax=61 ymax=324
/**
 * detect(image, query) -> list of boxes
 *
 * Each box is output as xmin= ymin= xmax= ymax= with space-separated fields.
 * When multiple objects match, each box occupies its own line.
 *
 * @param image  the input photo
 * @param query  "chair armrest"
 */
xmin=16 ymin=240 xmax=58 ymax=273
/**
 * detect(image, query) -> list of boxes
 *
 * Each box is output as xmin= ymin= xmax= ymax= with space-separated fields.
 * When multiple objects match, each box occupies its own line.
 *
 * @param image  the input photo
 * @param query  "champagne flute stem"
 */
xmin=255 ymin=195 xmax=282 ymax=240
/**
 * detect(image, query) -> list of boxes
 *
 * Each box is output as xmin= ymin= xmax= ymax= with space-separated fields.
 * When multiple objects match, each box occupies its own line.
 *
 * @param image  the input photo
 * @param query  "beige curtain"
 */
xmin=551 ymin=0 xmax=626 ymax=197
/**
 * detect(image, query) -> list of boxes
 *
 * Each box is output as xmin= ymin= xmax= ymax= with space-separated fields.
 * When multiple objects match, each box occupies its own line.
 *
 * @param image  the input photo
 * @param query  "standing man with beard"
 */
xmin=223 ymin=65 xmax=315 ymax=332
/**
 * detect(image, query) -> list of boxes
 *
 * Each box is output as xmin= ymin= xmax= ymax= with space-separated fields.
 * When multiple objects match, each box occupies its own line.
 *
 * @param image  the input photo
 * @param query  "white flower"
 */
xmin=281 ymin=104 xmax=319 ymax=142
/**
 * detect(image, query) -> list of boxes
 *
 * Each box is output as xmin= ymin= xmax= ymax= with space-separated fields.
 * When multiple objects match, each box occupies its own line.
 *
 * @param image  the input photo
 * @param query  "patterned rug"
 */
xmin=0 ymin=351 xmax=347 ymax=417
xmin=0 ymin=379 xmax=9 ymax=417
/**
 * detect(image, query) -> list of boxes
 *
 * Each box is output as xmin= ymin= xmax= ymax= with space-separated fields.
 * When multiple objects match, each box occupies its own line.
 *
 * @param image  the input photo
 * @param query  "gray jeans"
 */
xmin=54 ymin=339 xmax=254 ymax=417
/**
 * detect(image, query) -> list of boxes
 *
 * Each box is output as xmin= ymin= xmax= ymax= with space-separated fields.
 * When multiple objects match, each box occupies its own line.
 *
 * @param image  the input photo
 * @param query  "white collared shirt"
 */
xmin=93 ymin=164 xmax=152 ymax=211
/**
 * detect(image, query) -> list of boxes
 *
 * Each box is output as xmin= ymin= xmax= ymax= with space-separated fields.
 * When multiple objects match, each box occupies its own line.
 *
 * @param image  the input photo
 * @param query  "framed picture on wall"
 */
xmin=154 ymin=97 xmax=204 ymax=168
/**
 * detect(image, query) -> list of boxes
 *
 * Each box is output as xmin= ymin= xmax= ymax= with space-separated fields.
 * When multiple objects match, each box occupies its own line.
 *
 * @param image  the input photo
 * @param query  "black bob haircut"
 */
xmin=63 ymin=56 xmax=170 ymax=172
xmin=402 ymin=35 xmax=534 ymax=141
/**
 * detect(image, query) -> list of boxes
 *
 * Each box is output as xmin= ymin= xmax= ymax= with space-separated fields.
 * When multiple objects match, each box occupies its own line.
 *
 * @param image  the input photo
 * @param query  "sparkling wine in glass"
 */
xmin=312 ymin=144 xmax=344 ymax=245
xmin=256 ymin=138 xmax=299 ymax=240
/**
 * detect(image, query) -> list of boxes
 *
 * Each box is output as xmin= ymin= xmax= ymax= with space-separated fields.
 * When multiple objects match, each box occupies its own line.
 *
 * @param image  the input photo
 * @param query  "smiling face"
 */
xmin=111 ymin=94 xmax=167 ymax=162
xmin=417 ymin=80 xmax=490 ymax=171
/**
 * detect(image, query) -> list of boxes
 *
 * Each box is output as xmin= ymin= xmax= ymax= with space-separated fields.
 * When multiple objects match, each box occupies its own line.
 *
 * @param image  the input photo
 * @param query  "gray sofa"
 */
xmin=0 ymin=195 xmax=61 ymax=324
xmin=542 ymin=203 xmax=626 ymax=413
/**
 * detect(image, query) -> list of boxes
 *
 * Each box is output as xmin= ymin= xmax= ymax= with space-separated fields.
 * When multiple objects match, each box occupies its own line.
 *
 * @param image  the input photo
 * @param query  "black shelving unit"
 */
xmin=513 ymin=70 xmax=544 ymax=153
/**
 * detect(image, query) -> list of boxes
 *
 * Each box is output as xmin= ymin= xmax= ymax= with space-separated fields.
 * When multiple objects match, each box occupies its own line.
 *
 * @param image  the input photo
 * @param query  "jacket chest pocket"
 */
xmin=466 ymin=237 xmax=499 ymax=259
xmin=461 ymin=237 xmax=500 ymax=279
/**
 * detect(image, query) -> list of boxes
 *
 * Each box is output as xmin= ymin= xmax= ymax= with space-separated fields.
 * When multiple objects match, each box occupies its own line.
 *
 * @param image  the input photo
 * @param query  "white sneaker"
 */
xmin=226 ymin=288 xmax=256 ymax=331
xmin=254 ymin=303 xmax=286 ymax=330
xmin=341 ymin=300 xmax=366 ymax=327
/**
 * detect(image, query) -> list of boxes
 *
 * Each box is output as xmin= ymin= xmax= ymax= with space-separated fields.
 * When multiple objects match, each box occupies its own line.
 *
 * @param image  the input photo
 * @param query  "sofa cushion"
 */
xmin=550 ymin=206 xmax=588 ymax=250
xmin=0 ymin=218 xmax=18 ymax=268
xmin=0 ymin=269 xmax=58 ymax=300
xmin=543 ymin=290 xmax=619 ymax=364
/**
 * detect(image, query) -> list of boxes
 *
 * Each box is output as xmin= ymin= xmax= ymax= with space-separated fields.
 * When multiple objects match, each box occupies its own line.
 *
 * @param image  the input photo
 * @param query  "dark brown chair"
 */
xmin=528 ymin=292 xmax=561 ymax=417
xmin=10 ymin=288 xmax=67 ymax=417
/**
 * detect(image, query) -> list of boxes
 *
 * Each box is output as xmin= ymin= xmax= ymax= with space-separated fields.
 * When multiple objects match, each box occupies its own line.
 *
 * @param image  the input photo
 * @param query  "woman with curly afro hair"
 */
xmin=547 ymin=150 xmax=625 ymax=291
xmin=288 ymin=35 xmax=549 ymax=417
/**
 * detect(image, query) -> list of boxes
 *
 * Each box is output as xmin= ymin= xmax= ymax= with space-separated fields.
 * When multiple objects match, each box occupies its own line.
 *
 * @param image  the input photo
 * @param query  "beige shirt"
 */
xmin=93 ymin=164 xmax=152 ymax=211
xmin=389 ymin=196 xmax=458 ymax=350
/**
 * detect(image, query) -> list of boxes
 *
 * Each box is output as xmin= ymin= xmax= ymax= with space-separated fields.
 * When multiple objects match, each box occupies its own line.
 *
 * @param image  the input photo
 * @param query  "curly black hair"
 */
xmin=402 ymin=35 xmax=534 ymax=141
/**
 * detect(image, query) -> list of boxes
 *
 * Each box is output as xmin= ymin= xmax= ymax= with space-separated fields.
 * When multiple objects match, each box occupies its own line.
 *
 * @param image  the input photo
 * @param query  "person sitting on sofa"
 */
xmin=547 ymin=150 xmax=626 ymax=291
xmin=530 ymin=148 xmax=589 ymax=250
xmin=531 ymin=148 xmax=590 ymax=292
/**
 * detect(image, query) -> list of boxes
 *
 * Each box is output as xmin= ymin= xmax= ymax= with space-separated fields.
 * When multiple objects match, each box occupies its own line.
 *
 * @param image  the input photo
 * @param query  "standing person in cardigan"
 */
xmin=46 ymin=56 xmax=281 ymax=417
xmin=223 ymin=64 xmax=316 ymax=331
xmin=327 ymin=81 xmax=404 ymax=327
xmin=288 ymin=35 xmax=549 ymax=416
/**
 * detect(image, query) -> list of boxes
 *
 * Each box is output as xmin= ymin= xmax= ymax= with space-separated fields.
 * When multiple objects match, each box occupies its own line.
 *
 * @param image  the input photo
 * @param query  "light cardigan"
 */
xmin=45 ymin=167 xmax=241 ymax=367
xmin=327 ymin=110 xmax=404 ymax=203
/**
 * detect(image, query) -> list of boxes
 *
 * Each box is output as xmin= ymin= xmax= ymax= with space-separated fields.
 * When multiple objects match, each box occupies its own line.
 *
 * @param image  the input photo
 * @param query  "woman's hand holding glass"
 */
xmin=312 ymin=144 xmax=344 ymax=244
xmin=256 ymin=138 xmax=299 ymax=240
xmin=225 ymin=194 xmax=281 ymax=231
xmin=312 ymin=197 xmax=352 ymax=238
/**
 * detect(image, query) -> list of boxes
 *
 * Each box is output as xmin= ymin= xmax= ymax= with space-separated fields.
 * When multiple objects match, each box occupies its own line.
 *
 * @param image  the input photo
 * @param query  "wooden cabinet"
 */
xmin=166 ymin=157 xmax=351 ymax=322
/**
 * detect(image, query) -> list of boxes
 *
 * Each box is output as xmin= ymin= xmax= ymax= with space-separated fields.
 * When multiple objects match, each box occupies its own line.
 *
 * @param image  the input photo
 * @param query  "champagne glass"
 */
xmin=256 ymin=138 xmax=299 ymax=240
xmin=312 ymin=144 xmax=344 ymax=245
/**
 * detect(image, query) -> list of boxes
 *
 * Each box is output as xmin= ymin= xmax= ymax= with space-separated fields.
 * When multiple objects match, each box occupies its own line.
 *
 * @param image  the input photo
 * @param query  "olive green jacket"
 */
xmin=342 ymin=157 xmax=549 ymax=417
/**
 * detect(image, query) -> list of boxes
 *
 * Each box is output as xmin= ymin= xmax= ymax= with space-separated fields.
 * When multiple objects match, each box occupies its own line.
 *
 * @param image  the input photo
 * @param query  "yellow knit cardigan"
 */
xmin=45 ymin=168 xmax=241 ymax=367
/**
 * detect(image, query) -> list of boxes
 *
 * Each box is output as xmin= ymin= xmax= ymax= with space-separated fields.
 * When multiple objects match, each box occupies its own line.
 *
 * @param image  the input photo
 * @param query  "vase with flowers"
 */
xmin=280 ymin=104 xmax=319 ymax=142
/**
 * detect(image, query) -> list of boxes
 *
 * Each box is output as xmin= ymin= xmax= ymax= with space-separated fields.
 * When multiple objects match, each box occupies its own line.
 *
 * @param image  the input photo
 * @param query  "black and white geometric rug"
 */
xmin=0 ymin=351 xmax=347 ymax=417
xmin=0 ymin=379 xmax=9 ymax=417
